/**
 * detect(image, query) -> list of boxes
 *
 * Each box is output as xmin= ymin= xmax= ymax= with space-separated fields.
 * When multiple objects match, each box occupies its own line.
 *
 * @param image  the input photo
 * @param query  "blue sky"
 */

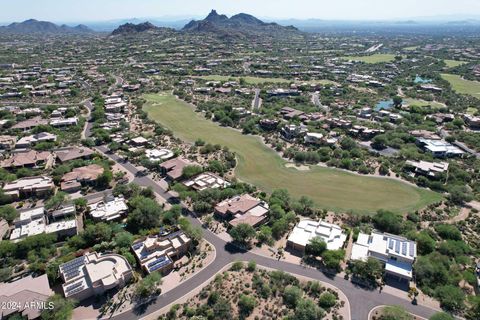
xmin=1 ymin=0 xmax=480 ymax=23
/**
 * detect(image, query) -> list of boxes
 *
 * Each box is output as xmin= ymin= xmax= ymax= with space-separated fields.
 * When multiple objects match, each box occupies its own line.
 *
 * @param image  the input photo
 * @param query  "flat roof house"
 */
xmin=145 ymin=148 xmax=174 ymax=162
xmin=351 ymin=231 xmax=417 ymax=281
xmin=183 ymin=172 xmax=230 ymax=191
xmin=2 ymin=176 xmax=54 ymax=199
xmin=131 ymin=230 xmax=191 ymax=274
xmin=215 ymin=194 xmax=269 ymax=228
xmin=416 ymin=138 xmax=464 ymax=158
xmin=10 ymin=207 xmax=77 ymax=241
xmin=287 ymin=219 xmax=347 ymax=253
xmin=60 ymin=252 xmax=133 ymax=302
xmin=0 ymin=274 xmax=54 ymax=320
xmin=50 ymin=117 xmax=78 ymax=128
xmin=88 ymin=196 xmax=128 ymax=221
xmin=405 ymin=160 xmax=449 ymax=178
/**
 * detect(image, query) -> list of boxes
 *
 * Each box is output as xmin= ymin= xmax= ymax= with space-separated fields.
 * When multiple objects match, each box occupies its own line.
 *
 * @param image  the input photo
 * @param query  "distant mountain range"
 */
xmin=182 ymin=10 xmax=299 ymax=37
xmin=111 ymin=22 xmax=159 ymax=35
xmin=110 ymin=10 xmax=299 ymax=37
xmin=0 ymin=19 xmax=93 ymax=34
xmin=3 ymin=13 xmax=480 ymax=36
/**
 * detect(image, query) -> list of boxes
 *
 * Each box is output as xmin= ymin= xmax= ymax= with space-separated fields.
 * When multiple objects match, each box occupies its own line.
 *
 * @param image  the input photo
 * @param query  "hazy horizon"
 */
xmin=1 ymin=0 xmax=480 ymax=24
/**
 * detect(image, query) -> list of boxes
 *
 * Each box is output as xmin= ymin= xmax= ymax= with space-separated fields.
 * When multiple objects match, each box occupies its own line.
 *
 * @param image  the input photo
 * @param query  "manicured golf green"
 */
xmin=340 ymin=54 xmax=397 ymax=64
xmin=143 ymin=93 xmax=442 ymax=215
xmin=404 ymin=98 xmax=445 ymax=109
xmin=441 ymin=73 xmax=480 ymax=99
xmin=443 ymin=60 xmax=467 ymax=68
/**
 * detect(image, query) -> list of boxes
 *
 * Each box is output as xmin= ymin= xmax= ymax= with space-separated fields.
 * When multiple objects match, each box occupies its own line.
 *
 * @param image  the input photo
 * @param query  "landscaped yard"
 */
xmin=441 ymin=73 xmax=480 ymax=99
xmin=143 ymin=93 xmax=442 ymax=215
xmin=340 ymin=54 xmax=397 ymax=64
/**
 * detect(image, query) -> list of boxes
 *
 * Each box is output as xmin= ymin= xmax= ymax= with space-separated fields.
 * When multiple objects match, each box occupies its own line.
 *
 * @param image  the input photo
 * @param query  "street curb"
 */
xmin=140 ymin=261 xmax=352 ymax=320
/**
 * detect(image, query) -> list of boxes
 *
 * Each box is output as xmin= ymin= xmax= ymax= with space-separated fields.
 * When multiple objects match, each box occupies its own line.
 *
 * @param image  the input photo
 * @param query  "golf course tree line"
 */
xmin=159 ymin=261 xmax=344 ymax=320
xmin=143 ymin=93 xmax=442 ymax=215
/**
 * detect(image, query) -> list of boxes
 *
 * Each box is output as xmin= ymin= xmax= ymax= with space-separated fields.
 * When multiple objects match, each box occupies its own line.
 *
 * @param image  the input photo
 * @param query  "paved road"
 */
xmin=82 ymin=79 xmax=442 ymax=320
xmin=95 ymin=147 xmax=442 ymax=320
xmin=252 ymin=88 xmax=262 ymax=111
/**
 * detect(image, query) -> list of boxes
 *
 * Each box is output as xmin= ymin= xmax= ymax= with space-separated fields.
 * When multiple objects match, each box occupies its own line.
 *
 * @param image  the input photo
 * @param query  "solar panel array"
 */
xmin=64 ymin=270 xmax=80 ymax=281
xmin=401 ymin=242 xmax=407 ymax=255
xmin=64 ymin=281 xmax=85 ymax=296
xmin=61 ymin=257 xmax=85 ymax=274
xmin=148 ymin=256 xmax=171 ymax=272
xmin=66 ymin=282 xmax=83 ymax=292
xmin=67 ymin=285 xmax=85 ymax=296
xmin=132 ymin=242 xmax=143 ymax=250
xmin=409 ymin=243 xmax=415 ymax=257
xmin=166 ymin=231 xmax=182 ymax=240
xmin=386 ymin=236 xmax=416 ymax=258
xmin=388 ymin=239 xmax=394 ymax=250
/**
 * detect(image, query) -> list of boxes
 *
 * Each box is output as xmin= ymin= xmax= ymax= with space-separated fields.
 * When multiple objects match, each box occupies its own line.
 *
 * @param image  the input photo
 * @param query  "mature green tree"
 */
xmin=0 ymin=205 xmax=18 ymax=223
xmin=238 ymin=294 xmax=256 ymax=317
xmin=415 ymin=231 xmax=436 ymax=255
xmin=96 ymin=169 xmax=113 ymax=189
xmin=448 ymin=185 xmax=474 ymax=204
xmin=283 ymin=285 xmax=303 ymax=308
xmin=321 ymin=249 xmax=345 ymax=272
xmin=435 ymin=285 xmax=465 ymax=311
xmin=373 ymin=210 xmax=403 ymax=234
xmin=415 ymin=253 xmax=449 ymax=291
xmin=430 ymin=312 xmax=454 ymax=320
xmin=114 ymin=231 xmax=134 ymax=248
xmin=466 ymin=297 xmax=480 ymax=320
xmin=127 ymin=196 xmax=162 ymax=233
xmin=289 ymin=298 xmax=325 ymax=320
xmin=372 ymin=135 xmax=388 ymax=150
xmin=393 ymin=96 xmax=403 ymax=107
xmin=230 ymin=223 xmax=256 ymax=245
xmin=178 ymin=217 xmax=203 ymax=242
xmin=82 ymin=223 xmax=113 ymax=247
xmin=305 ymin=237 xmax=327 ymax=257
xmin=134 ymin=272 xmax=162 ymax=298
xmin=41 ymin=294 xmax=75 ymax=320
xmin=247 ymin=260 xmax=257 ymax=272
xmin=256 ymin=225 xmax=273 ymax=245
xmin=292 ymin=196 xmax=315 ymax=215
xmin=0 ymin=267 xmax=11 ymax=282
xmin=45 ymin=192 xmax=68 ymax=211
xmin=318 ymin=292 xmax=337 ymax=310
xmin=269 ymin=189 xmax=290 ymax=209
xmin=435 ymin=224 xmax=462 ymax=241
xmin=349 ymin=257 xmax=383 ymax=287
xmin=182 ymin=165 xmax=203 ymax=179
xmin=212 ymin=298 xmax=232 ymax=320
